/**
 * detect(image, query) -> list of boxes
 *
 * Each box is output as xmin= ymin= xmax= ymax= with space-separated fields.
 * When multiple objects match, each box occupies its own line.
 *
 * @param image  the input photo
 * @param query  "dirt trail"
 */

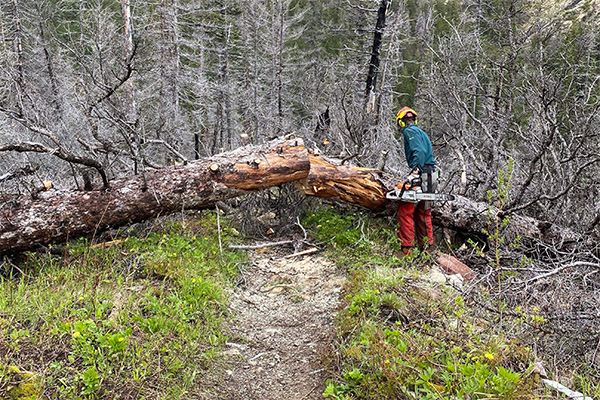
xmin=212 ymin=250 xmax=345 ymax=399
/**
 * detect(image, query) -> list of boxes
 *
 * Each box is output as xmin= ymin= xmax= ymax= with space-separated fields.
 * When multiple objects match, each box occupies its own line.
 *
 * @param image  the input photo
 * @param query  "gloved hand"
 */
xmin=408 ymin=170 xmax=420 ymax=183
xmin=400 ymin=171 xmax=419 ymax=190
xmin=403 ymin=171 xmax=421 ymax=190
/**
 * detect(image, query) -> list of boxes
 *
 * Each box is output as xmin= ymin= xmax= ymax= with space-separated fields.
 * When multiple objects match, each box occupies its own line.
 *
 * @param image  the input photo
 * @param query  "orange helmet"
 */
xmin=396 ymin=107 xmax=418 ymax=128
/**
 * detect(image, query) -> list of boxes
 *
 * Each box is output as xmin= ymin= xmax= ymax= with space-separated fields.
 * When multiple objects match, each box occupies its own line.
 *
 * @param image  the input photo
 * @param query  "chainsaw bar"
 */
xmin=386 ymin=188 xmax=455 ymax=203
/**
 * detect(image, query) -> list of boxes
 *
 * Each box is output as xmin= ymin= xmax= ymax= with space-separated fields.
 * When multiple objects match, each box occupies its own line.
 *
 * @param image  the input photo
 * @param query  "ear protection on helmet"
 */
xmin=396 ymin=107 xmax=418 ymax=128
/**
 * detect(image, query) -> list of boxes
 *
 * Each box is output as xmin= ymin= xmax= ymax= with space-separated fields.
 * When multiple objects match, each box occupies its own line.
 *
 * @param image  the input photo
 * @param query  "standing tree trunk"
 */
xmin=11 ymin=0 xmax=25 ymax=101
xmin=39 ymin=19 xmax=62 ymax=114
xmin=212 ymin=24 xmax=233 ymax=154
xmin=276 ymin=1 xmax=285 ymax=133
xmin=364 ymin=0 xmax=391 ymax=112
xmin=120 ymin=0 xmax=145 ymax=178
xmin=121 ymin=0 xmax=136 ymax=117
xmin=158 ymin=0 xmax=181 ymax=147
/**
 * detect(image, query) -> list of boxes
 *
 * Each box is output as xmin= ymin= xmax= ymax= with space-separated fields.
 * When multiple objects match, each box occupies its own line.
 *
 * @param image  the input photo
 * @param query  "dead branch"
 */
xmin=520 ymin=261 xmax=600 ymax=285
xmin=0 ymin=165 xmax=39 ymax=183
xmin=229 ymin=240 xmax=294 ymax=250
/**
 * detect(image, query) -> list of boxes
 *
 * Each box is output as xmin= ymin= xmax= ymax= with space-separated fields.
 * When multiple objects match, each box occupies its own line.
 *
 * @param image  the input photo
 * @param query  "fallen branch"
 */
xmin=520 ymin=261 xmax=600 ymax=285
xmin=542 ymin=378 xmax=595 ymax=400
xmin=0 ymin=140 xmax=109 ymax=188
xmin=285 ymin=247 xmax=318 ymax=258
xmin=229 ymin=240 xmax=294 ymax=250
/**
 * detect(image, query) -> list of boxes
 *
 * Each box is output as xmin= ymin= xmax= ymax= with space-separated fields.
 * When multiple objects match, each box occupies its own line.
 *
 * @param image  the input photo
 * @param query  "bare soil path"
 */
xmin=211 ymin=250 xmax=345 ymax=399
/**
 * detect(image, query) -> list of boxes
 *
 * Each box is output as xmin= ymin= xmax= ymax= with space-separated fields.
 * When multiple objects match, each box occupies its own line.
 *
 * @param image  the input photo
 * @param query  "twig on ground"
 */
xmin=91 ymin=239 xmax=127 ymax=249
xmin=285 ymin=248 xmax=318 ymax=258
xmin=229 ymin=240 xmax=294 ymax=250
xmin=296 ymin=216 xmax=308 ymax=241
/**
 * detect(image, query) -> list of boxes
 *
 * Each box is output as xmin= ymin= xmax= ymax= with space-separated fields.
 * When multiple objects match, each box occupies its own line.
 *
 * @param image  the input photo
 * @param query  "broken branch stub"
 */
xmin=295 ymin=155 xmax=389 ymax=211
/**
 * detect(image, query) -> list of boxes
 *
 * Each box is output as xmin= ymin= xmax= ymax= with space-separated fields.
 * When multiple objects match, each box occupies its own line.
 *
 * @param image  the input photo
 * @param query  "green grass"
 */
xmin=0 ymin=211 xmax=246 ymax=400
xmin=302 ymin=207 xmax=543 ymax=400
xmin=302 ymin=207 xmax=403 ymax=267
xmin=2 ymin=206 xmax=599 ymax=399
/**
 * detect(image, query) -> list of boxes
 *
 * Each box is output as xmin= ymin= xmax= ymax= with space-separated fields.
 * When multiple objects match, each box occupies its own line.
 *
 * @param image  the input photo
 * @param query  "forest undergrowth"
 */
xmin=301 ymin=205 xmax=600 ymax=400
xmin=0 ymin=211 xmax=246 ymax=399
xmin=0 ymin=200 xmax=599 ymax=399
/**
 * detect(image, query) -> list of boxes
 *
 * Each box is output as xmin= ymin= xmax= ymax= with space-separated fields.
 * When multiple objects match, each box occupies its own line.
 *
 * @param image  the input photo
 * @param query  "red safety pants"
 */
xmin=397 ymin=201 xmax=433 ymax=248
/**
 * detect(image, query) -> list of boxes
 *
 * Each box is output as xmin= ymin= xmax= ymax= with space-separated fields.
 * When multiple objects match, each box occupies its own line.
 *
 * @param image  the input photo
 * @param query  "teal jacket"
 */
xmin=401 ymin=123 xmax=436 ymax=171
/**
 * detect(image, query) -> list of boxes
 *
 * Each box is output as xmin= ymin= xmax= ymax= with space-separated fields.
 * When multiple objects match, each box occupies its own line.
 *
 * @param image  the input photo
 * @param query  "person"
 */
xmin=395 ymin=107 xmax=437 ymax=255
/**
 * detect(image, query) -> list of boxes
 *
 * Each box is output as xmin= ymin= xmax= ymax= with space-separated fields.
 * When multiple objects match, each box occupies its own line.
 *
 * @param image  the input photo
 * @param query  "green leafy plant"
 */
xmin=0 ymin=210 xmax=245 ymax=399
xmin=81 ymin=367 xmax=100 ymax=396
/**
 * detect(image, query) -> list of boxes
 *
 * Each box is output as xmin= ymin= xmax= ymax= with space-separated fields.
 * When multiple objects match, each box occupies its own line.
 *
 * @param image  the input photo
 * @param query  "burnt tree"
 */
xmin=364 ymin=0 xmax=391 ymax=111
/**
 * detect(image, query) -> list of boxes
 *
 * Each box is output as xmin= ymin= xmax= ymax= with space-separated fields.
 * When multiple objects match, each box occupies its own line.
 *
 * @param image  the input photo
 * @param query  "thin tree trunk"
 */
xmin=276 ymin=1 xmax=284 ymax=132
xmin=158 ymin=0 xmax=181 ymax=142
xmin=121 ymin=0 xmax=146 ymax=183
xmin=121 ymin=0 xmax=136 ymax=116
xmin=224 ymin=24 xmax=233 ymax=151
xmin=39 ymin=19 xmax=62 ymax=114
xmin=374 ymin=11 xmax=401 ymax=125
xmin=364 ymin=0 xmax=390 ymax=111
xmin=11 ymin=0 xmax=25 ymax=101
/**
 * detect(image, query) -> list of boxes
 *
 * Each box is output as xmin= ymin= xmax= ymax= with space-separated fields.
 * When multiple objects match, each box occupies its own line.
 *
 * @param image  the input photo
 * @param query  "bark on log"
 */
xmin=431 ymin=195 xmax=582 ymax=247
xmin=0 ymin=137 xmax=309 ymax=254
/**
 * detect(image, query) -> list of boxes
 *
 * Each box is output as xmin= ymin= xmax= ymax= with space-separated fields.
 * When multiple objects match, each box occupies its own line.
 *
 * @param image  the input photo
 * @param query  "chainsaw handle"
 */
xmin=398 ymin=182 xmax=411 ymax=190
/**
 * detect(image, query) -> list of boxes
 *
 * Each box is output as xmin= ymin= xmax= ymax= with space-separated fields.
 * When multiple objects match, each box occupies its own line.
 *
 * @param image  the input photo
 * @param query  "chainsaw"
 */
xmin=386 ymin=181 xmax=455 ymax=203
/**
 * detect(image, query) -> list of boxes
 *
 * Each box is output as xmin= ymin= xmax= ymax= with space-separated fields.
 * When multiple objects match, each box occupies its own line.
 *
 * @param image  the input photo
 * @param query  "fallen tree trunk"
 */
xmin=0 ymin=137 xmax=309 ymax=254
xmin=0 ymin=136 xmax=583 ymax=254
xmin=431 ymin=195 xmax=582 ymax=248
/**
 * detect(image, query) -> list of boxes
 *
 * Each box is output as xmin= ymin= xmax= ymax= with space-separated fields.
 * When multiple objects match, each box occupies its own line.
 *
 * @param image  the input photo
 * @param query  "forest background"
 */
xmin=0 ymin=0 xmax=598 ymax=234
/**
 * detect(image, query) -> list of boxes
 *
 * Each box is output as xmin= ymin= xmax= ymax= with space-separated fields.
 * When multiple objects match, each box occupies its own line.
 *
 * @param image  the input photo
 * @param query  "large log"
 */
xmin=0 ymin=137 xmax=309 ymax=254
xmin=0 ymin=136 xmax=583 ymax=254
